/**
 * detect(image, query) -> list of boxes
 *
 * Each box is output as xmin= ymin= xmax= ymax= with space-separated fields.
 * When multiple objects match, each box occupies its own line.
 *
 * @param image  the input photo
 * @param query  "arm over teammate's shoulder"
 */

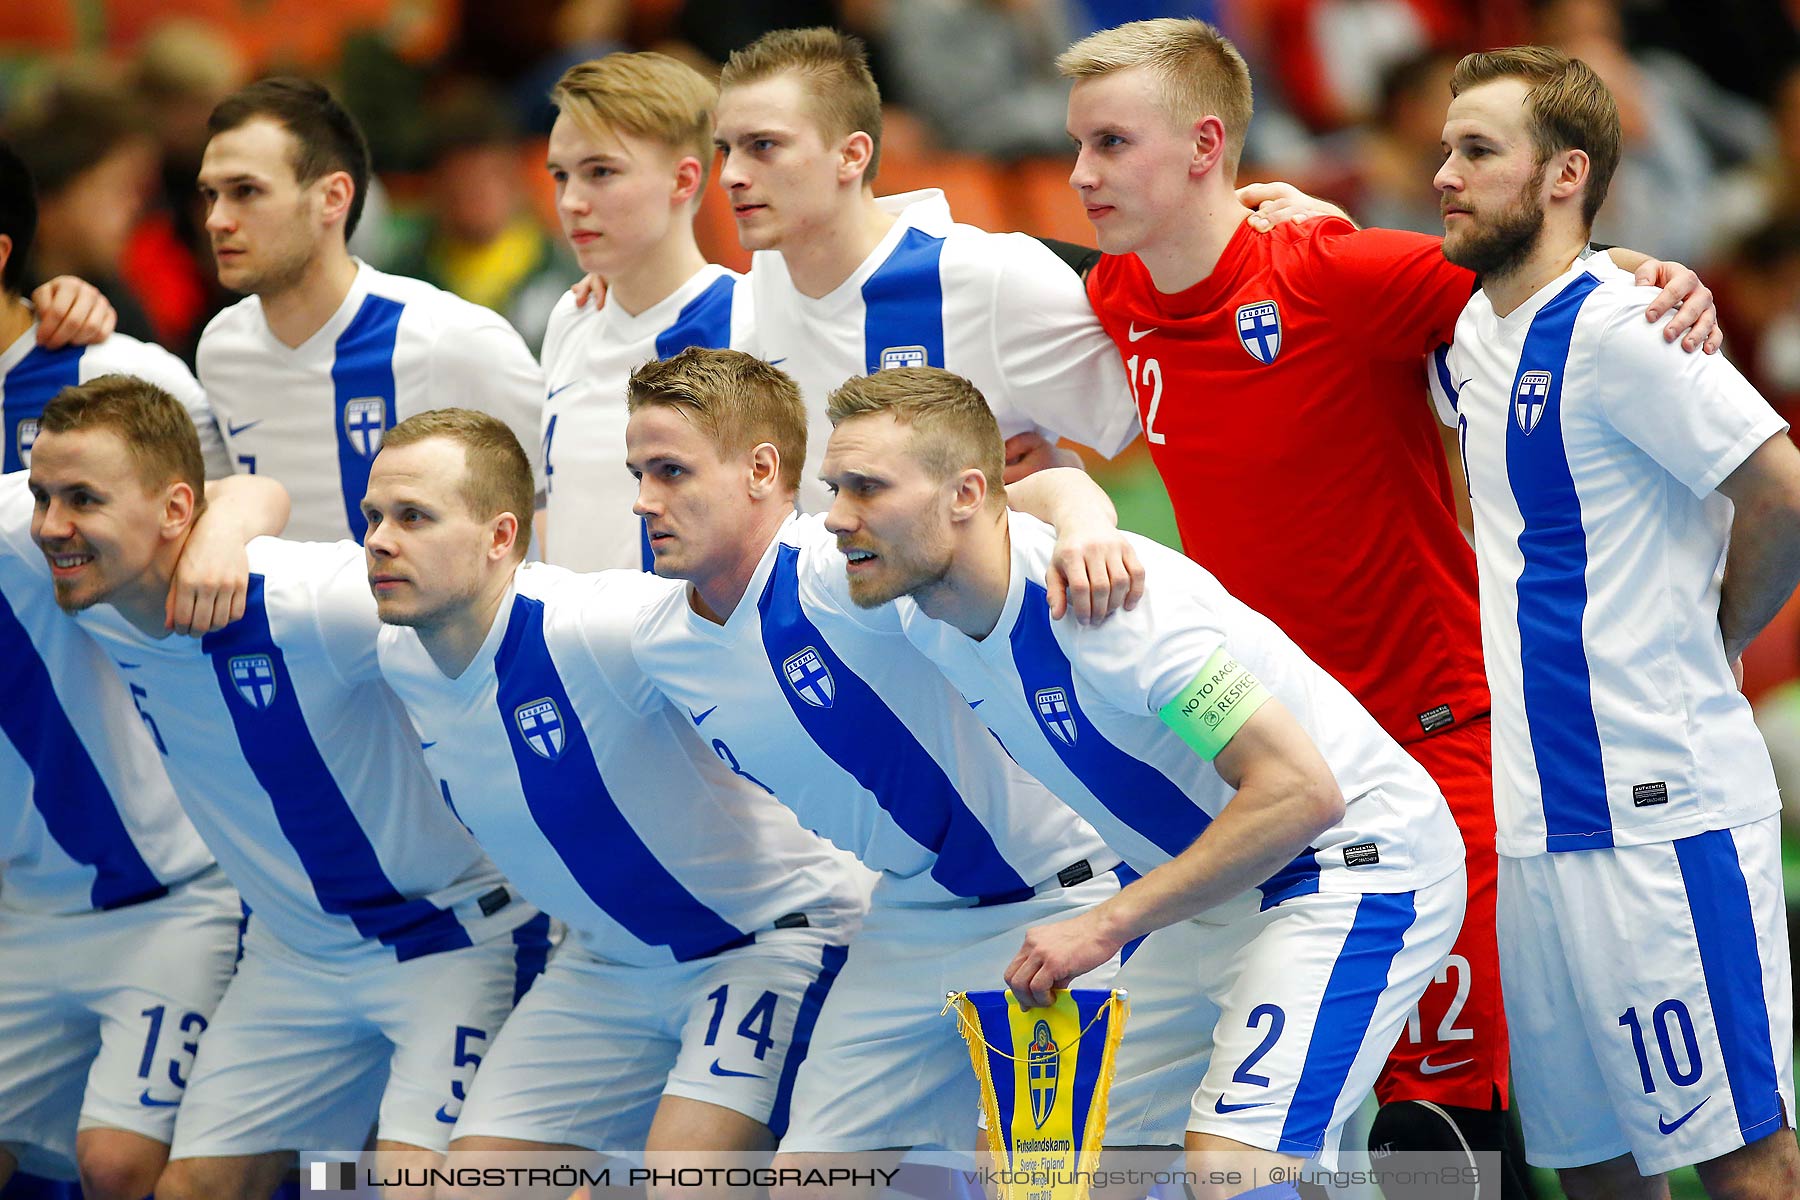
xmin=1303 ymin=222 xmax=1473 ymax=358
xmin=985 ymin=233 xmax=1140 ymax=458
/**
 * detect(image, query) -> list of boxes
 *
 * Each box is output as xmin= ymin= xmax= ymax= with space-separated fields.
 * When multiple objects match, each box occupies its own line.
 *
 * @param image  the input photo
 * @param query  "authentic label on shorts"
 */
xmin=1157 ymin=648 xmax=1272 ymax=760
xmin=1418 ymin=704 xmax=1455 ymax=734
xmin=1632 ymin=782 xmax=1669 ymax=807
xmin=1343 ymin=842 xmax=1381 ymax=867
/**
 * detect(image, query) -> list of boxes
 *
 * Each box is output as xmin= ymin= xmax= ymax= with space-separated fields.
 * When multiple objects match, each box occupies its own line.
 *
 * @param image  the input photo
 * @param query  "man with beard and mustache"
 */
xmin=1059 ymin=18 xmax=1727 ymax=1192
xmin=1431 ymin=46 xmax=1800 ymax=1200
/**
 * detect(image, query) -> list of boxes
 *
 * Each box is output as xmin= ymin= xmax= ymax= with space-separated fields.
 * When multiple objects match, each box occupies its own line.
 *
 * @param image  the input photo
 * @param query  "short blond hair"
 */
xmin=627 ymin=348 xmax=808 ymax=495
xmin=1057 ymin=18 xmax=1254 ymax=178
xmin=1450 ymin=46 xmax=1620 ymax=228
xmin=719 ymin=27 xmax=883 ymax=182
xmin=826 ymin=369 xmax=1007 ymax=508
xmin=550 ymin=53 xmax=718 ymax=189
xmin=40 ymin=375 xmax=206 ymax=509
xmin=382 ymin=408 xmax=534 ymax=561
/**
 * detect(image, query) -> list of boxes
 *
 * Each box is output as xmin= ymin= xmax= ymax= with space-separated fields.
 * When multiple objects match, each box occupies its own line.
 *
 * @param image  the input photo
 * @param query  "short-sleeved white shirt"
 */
xmin=538 ymin=265 xmax=752 ymax=571
xmin=1431 ymin=256 xmax=1788 ymax=856
xmin=747 ymin=190 xmax=1140 ymax=512
xmin=378 ymin=562 xmax=868 ymax=966
xmin=199 ymin=262 xmax=544 ymax=542
xmin=899 ymin=513 xmax=1463 ymax=904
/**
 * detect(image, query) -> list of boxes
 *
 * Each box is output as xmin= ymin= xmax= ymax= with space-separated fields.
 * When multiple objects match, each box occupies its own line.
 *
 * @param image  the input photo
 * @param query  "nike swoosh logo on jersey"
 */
xmin=226 ymin=419 xmax=262 ymax=437
xmin=1127 ymin=324 xmax=1157 ymax=342
xmin=1213 ymin=1097 xmax=1268 ymax=1114
xmin=1418 ymin=1055 xmax=1475 ymax=1076
xmin=709 ymin=1060 xmax=764 ymax=1079
xmin=1455 ymin=378 xmax=1473 ymax=392
xmin=115 ymin=661 xmax=141 ymax=670
xmin=1659 ymin=1096 xmax=1710 ymax=1135
xmin=690 ymin=705 xmax=718 ymax=725
xmin=768 ymin=358 xmax=788 ymax=366
xmin=138 ymin=1091 xmax=182 ymax=1108
xmin=420 ymin=741 xmax=437 ymax=751
xmin=968 ymin=699 xmax=984 ymax=709
xmin=546 ymin=381 xmax=578 ymax=400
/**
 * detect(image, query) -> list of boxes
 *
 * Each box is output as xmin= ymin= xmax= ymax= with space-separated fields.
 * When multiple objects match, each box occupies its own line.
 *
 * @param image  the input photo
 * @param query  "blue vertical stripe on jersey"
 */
xmin=332 ymin=295 xmax=405 ymax=543
xmin=862 ymin=227 xmax=947 ymax=374
xmin=1674 ymin=827 xmax=1785 ymax=1145
xmin=767 ymin=940 xmax=849 ymax=1138
xmin=1505 ymin=272 xmax=1611 ymax=851
xmin=2 ymin=344 xmax=84 ymax=472
xmin=202 ymin=576 xmax=472 ymax=960
xmin=1008 ymin=583 xmax=1319 ymax=910
xmin=1431 ymin=344 xmax=1459 ymax=411
xmin=654 ymin=273 xmax=736 ymax=358
xmin=756 ymin=543 xmax=1031 ymax=900
xmin=492 ymin=592 xmax=753 ymax=960
xmin=510 ymin=911 xmax=553 ymax=1004
xmin=0 ymin=588 xmax=168 ymax=910
xmin=1277 ymin=890 xmax=1416 ymax=1156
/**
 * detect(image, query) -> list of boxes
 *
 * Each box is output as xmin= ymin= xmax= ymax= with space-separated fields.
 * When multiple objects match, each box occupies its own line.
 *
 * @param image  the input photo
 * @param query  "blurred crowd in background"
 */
xmin=1 ymin=0 xmax=1798 ymax=798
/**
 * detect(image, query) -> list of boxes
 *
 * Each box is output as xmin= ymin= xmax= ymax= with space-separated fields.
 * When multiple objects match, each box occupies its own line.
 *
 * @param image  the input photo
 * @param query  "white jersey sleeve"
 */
xmin=70 ymin=538 xmax=532 ymax=962
xmin=378 ymin=563 xmax=866 ymax=966
xmin=2 ymin=326 xmax=229 ymax=478
xmin=629 ymin=513 xmax=1113 ymax=906
xmin=0 ymin=475 xmax=216 ymax=915
xmin=427 ymin=310 xmax=547 ymax=487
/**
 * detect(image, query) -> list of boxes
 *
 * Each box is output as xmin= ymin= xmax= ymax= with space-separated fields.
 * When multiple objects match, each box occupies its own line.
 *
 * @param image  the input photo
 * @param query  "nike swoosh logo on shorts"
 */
xmin=1127 ymin=324 xmax=1157 ymax=342
xmin=226 ymin=419 xmax=261 ymax=437
xmin=1419 ymin=1055 xmax=1475 ymax=1076
xmin=1659 ymin=1096 xmax=1710 ymax=1135
xmin=1213 ymin=1097 xmax=1268 ymax=1114
xmin=138 ymin=1091 xmax=182 ymax=1108
xmin=690 ymin=706 xmax=718 ymax=725
xmin=710 ymin=1060 xmax=764 ymax=1079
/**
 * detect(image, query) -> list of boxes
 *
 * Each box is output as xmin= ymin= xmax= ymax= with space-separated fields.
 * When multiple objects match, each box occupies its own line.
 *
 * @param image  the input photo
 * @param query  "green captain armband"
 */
xmin=1157 ymin=648 xmax=1272 ymax=759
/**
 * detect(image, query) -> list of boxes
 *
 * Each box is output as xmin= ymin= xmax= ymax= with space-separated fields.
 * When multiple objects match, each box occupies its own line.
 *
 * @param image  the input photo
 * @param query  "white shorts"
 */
xmin=778 ymin=868 xmax=1125 ymax=1153
xmin=1501 ymin=816 xmax=1795 ymax=1177
xmin=1105 ymin=870 xmax=1465 ymax=1168
xmin=452 ymin=932 xmax=849 ymax=1149
xmin=168 ymin=912 xmax=552 ymax=1160
xmin=0 ymin=867 xmax=240 ymax=1181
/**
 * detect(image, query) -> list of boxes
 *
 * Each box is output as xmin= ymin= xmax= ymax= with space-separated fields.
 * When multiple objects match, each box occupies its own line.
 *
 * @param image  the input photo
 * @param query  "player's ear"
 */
xmin=839 ymin=131 xmax=875 ymax=187
xmin=1190 ymin=115 xmax=1227 ymax=179
xmin=163 ymin=479 xmax=200 ymax=540
xmin=949 ymin=466 xmax=988 ymax=523
xmin=1548 ymin=148 xmax=1589 ymax=202
xmin=671 ymin=155 xmax=704 ymax=207
xmin=747 ymin=442 xmax=783 ymax=500
xmin=317 ymin=170 xmax=356 ymax=232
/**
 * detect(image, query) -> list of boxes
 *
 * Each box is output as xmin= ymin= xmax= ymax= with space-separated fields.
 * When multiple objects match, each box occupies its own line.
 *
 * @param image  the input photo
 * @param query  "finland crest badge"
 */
xmin=947 ymin=988 xmax=1131 ymax=1200
xmin=782 ymin=646 xmax=836 ymax=708
xmin=1034 ymin=687 xmax=1078 ymax=746
xmin=878 ymin=345 xmax=928 ymax=371
xmin=15 ymin=418 xmax=38 ymax=467
xmin=1235 ymin=300 xmax=1281 ymax=364
xmin=515 ymin=697 xmax=565 ymax=761
xmin=343 ymin=397 xmax=388 ymax=458
xmin=1514 ymin=370 xmax=1552 ymax=435
xmin=228 ymin=654 xmax=278 ymax=709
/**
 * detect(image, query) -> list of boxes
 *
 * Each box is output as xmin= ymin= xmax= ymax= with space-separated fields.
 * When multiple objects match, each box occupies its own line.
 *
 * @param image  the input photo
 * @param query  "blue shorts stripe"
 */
xmin=767 ymin=941 xmax=849 ymax=1138
xmin=1673 ymin=827 xmax=1784 ymax=1145
xmin=511 ymin=912 xmax=553 ymax=1004
xmin=1277 ymin=891 xmax=1416 ymax=1157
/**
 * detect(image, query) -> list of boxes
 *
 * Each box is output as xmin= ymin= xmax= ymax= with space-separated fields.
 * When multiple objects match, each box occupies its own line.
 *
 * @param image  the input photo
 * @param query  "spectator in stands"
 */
xmin=1714 ymin=63 xmax=1800 ymax=260
xmin=1346 ymin=48 xmax=1458 ymax=235
xmin=383 ymin=85 xmax=575 ymax=354
xmin=6 ymin=76 xmax=160 ymax=343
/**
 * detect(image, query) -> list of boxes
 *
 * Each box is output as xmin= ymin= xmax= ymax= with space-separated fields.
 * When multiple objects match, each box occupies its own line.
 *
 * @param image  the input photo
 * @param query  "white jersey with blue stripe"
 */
xmin=72 ymin=538 xmax=533 ymax=963
xmin=746 ymin=190 xmax=1141 ymax=513
xmin=1 ymin=323 xmax=229 ymax=478
xmin=198 ymin=262 xmax=545 ymax=543
xmin=377 ymin=562 xmax=868 ymax=966
xmin=628 ymin=513 xmax=1112 ymax=907
xmin=1430 ymin=255 xmax=1788 ymax=857
xmin=539 ymin=265 xmax=752 ymax=572
xmin=898 ymin=513 xmax=1463 ymax=905
xmin=0 ymin=475 xmax=215 ymax=915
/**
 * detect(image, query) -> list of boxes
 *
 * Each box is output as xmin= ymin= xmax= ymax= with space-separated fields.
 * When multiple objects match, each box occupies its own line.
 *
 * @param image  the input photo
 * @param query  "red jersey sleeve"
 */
xmin=1303 ymin=226 xmax=1475 ymax=358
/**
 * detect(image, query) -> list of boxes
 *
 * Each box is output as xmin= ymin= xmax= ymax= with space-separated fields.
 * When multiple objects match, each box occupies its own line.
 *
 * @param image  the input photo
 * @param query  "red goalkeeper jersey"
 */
xmin=1086 ymin=216 xmax=1488 ymax=745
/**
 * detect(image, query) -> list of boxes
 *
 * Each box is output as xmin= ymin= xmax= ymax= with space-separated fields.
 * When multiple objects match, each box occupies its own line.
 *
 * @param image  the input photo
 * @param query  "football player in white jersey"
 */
xmin=1430 ymin=48 xmax=1800 ymax=1199
xmin=0 ymin=466 xmax=252 ymax=1200
xmin=359 ymin=407 xmax=868 ymax=1168
xmin=26 ymin=376 xmax=549 ymax=1200
xmin=539 ymin=54 xmax=755 ymax=572
xmin=817 ymin=367 xmax=1467 ymax=1194
xmin=710 ymin=27 xmax=1141 ymax=512
xmin=194 ymin=77 xmax=544 ymax=543
xmin=621 ymin=348 xmax=1152 ymax=1170
xmin=0 ymin=143 xmax=228 ymax=479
